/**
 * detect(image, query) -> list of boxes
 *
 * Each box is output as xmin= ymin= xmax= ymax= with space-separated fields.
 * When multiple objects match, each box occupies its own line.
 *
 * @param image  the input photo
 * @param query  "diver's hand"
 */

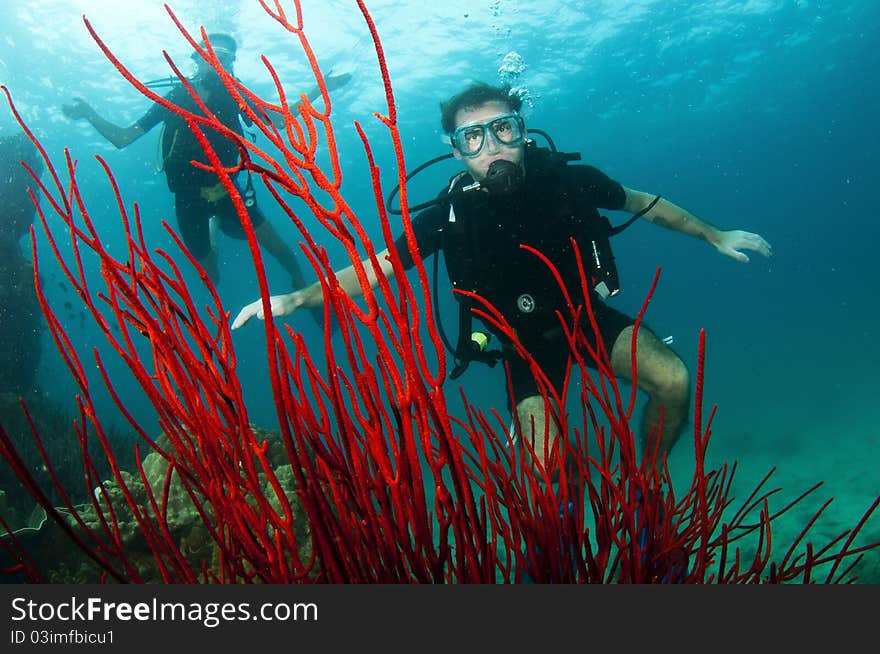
xmin=231 ymin=291 xmax=302 ymax=330
xmin=714 ymin=230 xmax=773 ymax=263
xmin=325 ymin=72 xmax=352 ymax=92
xmin=62 ymin=98 xmax=94 ymax=121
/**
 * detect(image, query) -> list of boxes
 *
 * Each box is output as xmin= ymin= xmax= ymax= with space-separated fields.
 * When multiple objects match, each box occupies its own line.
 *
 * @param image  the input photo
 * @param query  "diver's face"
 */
xmin=194 ymin=48 xmax=235 ymax=79
xmin=451 ymin=100 xmax=526 ymax=182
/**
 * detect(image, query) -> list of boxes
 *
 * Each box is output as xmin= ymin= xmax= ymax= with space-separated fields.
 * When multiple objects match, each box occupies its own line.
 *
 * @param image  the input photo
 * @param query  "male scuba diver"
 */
xmin=62 ymin=32 xmax=350 ymax=292
xmin=231 ymin=81 xmax=772 ymax=466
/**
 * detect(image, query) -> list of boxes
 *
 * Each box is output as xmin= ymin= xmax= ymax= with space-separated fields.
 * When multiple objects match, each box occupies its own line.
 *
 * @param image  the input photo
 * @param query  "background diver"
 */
xmin=62 ymin=32 xmax=351 ymax=292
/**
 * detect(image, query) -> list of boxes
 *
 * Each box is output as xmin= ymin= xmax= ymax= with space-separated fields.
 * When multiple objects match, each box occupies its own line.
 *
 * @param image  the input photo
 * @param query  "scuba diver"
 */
xmin=62 ymin=32 xmax=351 ymax=294
xmin=231 ymin=81 xmax=772 ymax=465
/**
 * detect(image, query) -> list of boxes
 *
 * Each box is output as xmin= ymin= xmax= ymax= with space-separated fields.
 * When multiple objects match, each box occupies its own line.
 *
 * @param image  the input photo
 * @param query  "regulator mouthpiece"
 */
xmin=481 ymin=159 xmax=523 ymax=195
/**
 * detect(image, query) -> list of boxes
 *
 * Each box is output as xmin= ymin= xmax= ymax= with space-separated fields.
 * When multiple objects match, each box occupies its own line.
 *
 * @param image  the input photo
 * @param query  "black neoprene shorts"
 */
xmin=505 ymin=303 xmax=641 ymax=407
xmin=173 ymin=183 xmax=267 ymax=260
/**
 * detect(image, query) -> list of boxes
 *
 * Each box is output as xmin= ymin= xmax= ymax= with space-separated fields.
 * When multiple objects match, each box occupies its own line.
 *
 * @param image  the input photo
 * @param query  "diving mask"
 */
xmin=192 ymin=44 xmax=236 ymax=67
xmin=450 ymin=113 xmax=526 ymax=158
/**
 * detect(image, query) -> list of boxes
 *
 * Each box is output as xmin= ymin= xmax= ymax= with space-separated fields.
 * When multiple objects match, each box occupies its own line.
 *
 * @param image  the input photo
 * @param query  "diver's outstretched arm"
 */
xmin=253 ymin=73 xmax=353 ymax=129
xmin=62 ymin=98 xmax=144 ymax=149
xmin=306 ymin=72 xmax=352 ymax=101
xmin=623 ymin=187 xmax=772 ymax=263
xmin=231 ymin=246 xmax=395 ymax=330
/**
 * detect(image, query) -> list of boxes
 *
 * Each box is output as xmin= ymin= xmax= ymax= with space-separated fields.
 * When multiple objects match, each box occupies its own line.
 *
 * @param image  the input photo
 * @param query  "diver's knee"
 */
xmin=669 ymin=356 xmax=690 ymax=390
xmin=513 ymin=395 xmax=561 ymax=448
xmin=643 ymin=355 xmax=689 ymax=403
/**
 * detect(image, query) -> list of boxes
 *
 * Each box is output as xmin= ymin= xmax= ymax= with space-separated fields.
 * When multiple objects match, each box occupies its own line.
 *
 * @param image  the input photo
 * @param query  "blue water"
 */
xmin=2 ymin=1 xmax=878 ymax=573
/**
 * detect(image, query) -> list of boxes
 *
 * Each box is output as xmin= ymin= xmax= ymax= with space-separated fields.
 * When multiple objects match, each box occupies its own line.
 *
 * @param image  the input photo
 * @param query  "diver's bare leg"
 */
xmin=253 ymin=220 xmax=307 ymax=288
xmin=610 ymin=325 xmax=690 ymax=461
xmin=514 ymin=394 xmax=564 ymax=478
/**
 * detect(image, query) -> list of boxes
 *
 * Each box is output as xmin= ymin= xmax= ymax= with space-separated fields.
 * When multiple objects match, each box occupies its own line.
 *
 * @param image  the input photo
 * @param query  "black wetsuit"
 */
xmin=394 ymin=146 xmax=638 ymax=403
xmin=135 ymin=74 xmax=266 ymax=260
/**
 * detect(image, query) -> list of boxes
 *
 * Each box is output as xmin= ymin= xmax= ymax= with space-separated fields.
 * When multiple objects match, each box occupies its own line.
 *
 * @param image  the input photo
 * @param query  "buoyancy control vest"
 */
xmin=435 ymin=143 xmax=661 ymax=379
xmin=437 ymin=145 xmax=606 ymax=377
xmin=156 ymin=77 xmax=249 ymax=194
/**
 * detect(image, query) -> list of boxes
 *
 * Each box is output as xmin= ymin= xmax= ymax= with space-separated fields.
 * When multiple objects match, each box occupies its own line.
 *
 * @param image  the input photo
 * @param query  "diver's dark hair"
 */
xmin=440 ymin=82 xmax=522 ymax=134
